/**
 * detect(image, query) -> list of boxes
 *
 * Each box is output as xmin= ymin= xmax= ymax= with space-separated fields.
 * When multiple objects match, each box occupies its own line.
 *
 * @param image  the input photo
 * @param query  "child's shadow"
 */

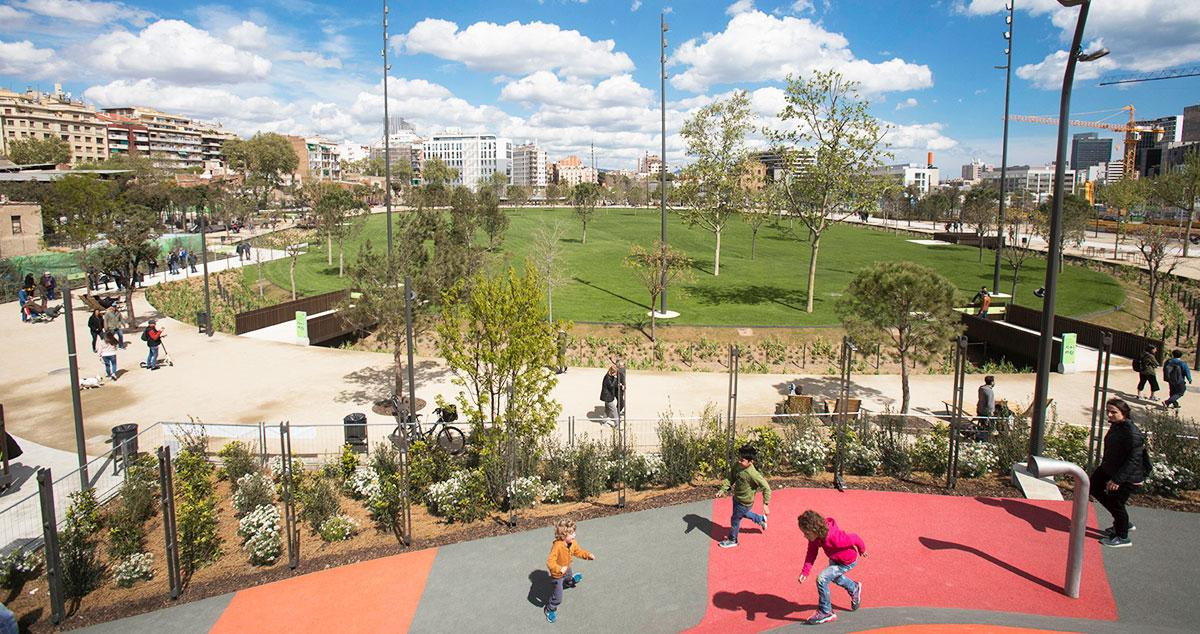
xmin=712 ymin=590 xmax=810 ymax=622
xmin=527 ymin=570 xmax=554 ymax=608
xmin=683 ymin=513 xmax=760 ymax=542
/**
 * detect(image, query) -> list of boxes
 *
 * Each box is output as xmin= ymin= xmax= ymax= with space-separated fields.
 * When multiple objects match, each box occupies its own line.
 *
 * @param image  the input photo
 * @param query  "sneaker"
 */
xmin=718 ymin=539 xmax=738 ymax=549
xmin=1100 ymin=524 xmax=1136 ymax=538
xmin=1100 ymin=535 xmax=1132 ymax=548
xmin=850 ymin=581 xmax=862 ymax=611
xmin=806 ymin=611 xmax=837 ymax=625
xmin=545 ymin=608 xmax=556 ymax=623
xmin=756 ymin=516 xmax=768 ymax=532
xmin=571 ymin=573 xmax=583 ymax=585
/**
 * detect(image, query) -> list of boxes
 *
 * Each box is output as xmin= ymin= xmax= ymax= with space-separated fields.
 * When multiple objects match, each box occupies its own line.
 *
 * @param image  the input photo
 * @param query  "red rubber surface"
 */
xmin=686 ymin=488 xmax=1116 ymax=633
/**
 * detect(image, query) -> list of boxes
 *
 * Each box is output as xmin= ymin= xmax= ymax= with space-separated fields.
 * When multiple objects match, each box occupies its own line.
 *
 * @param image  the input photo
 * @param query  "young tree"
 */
xmin=506 ymin=184 xmax=530 ymax=207
xmin=624 ymin=241 xmax=693 ymax=342
xmin=570 ymin=182 xmax=601 ymax=244
xmin=6 ymin=136 xmax=70 ymax=165
xmin=477 ymin=188 xmax=509 ymax=250
xmin=1002 ymin=193 xmax=1036 ymax=297
xmin=479 ymin=170 xmax=509 ymax=199
xmin=44 ymin=174 xmax=116 ymax=260
xmin=530 ymin=223 xmax=570 ymax=322
xmin=769 ymin=70 xmax=891 ymax=313
xmin=1134 ymin=224 xmax=1178 ymax=328
xmin=1098 ymin=177 xmax=1148 ymax=255
xmin=1036 ymin=193 xmax=1091 ymax=272
xmin=962 ymin=185 xmax=999 ymax=262
xmin=745 ymin=182 xmax=782 ymax=259
xmin=99 ymin=204 xmax=160 ymax=324
xmin=836 ymin=262 xmax=961 ymax=413
xmin=678 ymin=91 xmax=753 ymax=276
xmin=917 ymin=190 xmax=952 ymax=222
xmin=258 ymin=229 xmax=310 ymax=299
xmin=1152 ymin=152 xmax=1200 ymax=256
xmin=314 ymin=186 xmax=368 ymax=276
xmin=420 ymin=158 xmax=459 ymax=206
xmin=221 ymin=133 xmax=299 ymax=209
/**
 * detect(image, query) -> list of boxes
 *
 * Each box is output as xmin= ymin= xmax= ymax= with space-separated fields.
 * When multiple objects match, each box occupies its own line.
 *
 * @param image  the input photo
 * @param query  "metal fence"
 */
xmin=233 ymin=290 xmax=348 ymax=334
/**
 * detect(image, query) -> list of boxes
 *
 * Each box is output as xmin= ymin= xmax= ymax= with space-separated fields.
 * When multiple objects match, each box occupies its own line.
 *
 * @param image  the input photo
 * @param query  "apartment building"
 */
xmin=873 ymin=163 xmax=941 ymax=196
xmin=370 ymin=121 xmax=424 ymax=184
xmin=97 ymin=112 xmax=150 ymax=158
xmin=980 ymin=164 xmax=1077 ymax=203
xmin=197 ymin=123 xmax=239 ymax=166
xmin=637 ymin=153 xmax=664 ymax=177
xmin=101 ymin=106 xmax=207 ymax=170
xmin=511 ymin=143 xmax=547 ymax=191
xmin=423 ymin=132 xmax=511 ymax=191
xmin=0 ymin=85 xmax=108 ymax=165
xmin=286 ymin=135 xmax=342 ymax=184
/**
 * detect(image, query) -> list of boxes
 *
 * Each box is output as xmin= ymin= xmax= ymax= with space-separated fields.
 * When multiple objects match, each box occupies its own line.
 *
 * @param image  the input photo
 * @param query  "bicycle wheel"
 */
xmin=436 ymin=426 xmax=466 ymax=455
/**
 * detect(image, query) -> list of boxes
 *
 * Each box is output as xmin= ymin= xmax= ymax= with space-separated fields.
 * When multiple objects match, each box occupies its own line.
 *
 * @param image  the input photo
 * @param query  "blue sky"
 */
xmin=2 ymin=0 xmax=1198 ymax=173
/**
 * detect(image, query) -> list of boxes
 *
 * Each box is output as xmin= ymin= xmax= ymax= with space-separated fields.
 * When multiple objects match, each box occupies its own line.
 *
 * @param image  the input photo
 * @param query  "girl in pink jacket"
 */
xmin=797 ymin=510 xmax=866 ymax=625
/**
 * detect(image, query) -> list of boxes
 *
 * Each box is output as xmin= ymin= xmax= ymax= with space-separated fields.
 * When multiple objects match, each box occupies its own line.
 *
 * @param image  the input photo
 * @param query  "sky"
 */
xmin=1 ymin=0 xmax=1198 ymax=174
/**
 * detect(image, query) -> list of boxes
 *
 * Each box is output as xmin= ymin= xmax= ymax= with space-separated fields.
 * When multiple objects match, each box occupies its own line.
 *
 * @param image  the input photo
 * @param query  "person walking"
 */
xmin=142 ymin=319 xmax=164 ymax=370
xmin=41 ymin=271 xmax=56 ymax=300
xmin=975 ymin=375 xmax=996 ymax=440
xmin=148 ymin=256 xmax=158 ymax=276
xmin=717 ymin=444 xmax=771 ymax=549
xmin=87 ymin=308 xmax=104 ymax=352
xmin=167 ymin=251 xmax=178 ymax=275
xmin=97 ymin=331 xmax=119 ymax=381
xmin=188 ymin=251 xmax=198 ymax=273
xmin=600 ymin=365 xmax=620 ymax=423
xmin=1134 ymin=344 xmax=1160 ymax=401
xmin=17 ymin=287 xmax=30 ymax=323
xmin=103 ymin=305 xmax=124 ymax=348
xmin=1162 ymin=349 xmax=1192 ymax=409
xmin=543 ymin=519 xmax=596 ymax=623
xmin=1091 ymin=398 xmax=1149 ymax=548
xmin=797 ymin=509 xmax=867 ymax=625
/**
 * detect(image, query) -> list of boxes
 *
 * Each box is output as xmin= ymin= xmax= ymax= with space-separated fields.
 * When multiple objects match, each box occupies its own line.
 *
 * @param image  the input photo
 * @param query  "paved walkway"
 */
xmin=77 ymin=488 xmax=1199 ymax=633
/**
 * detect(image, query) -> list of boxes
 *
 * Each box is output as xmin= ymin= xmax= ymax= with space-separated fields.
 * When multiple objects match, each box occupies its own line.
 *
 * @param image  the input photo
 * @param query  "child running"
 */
xmin=797 ymin=509 xmax=866 ymax=625
xmin=717 ymin=444 xmax=771 ymax=548
xmin=544 ymin=518 xmax=595 ymax=623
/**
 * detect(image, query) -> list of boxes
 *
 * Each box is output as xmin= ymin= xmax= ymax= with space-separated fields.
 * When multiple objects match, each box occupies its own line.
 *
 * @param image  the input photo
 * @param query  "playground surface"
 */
xmin=78 ymin=488 xmax=1199 ymax=633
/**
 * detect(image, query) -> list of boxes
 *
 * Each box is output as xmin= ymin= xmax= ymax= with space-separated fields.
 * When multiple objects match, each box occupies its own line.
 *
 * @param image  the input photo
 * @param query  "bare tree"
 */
xmin=1134 ymin=224 xmax=1179 ymax=329
xmin=624 ymin=241 xmax=692 ymax=342
xmin=530 ymin=222 xmax=570 ymax=322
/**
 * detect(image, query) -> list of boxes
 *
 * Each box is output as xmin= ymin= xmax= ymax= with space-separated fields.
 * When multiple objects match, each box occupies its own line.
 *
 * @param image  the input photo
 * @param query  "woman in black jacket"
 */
xmin=87 ymin=309 xmax=104 ymax=353
xmin=1091 ymin=398 xmax=1147 ymax=548
xmin=600 ymin=365 xmax=620 ymax=423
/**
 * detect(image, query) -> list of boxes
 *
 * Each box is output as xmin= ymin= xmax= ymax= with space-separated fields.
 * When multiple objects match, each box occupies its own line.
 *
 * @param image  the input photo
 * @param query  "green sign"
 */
xmin=296 ymin=311 xmax=308 ymax=339
xmin=1062 ymin=332 xmax=1077 ymax=366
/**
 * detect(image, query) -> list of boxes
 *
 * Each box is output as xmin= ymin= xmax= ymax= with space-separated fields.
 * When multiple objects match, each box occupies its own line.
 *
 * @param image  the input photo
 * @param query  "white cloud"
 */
xmin=14 ymin=0 xmax=149 ymax=25
xmin=726 ymin=0 xmax=755 ymax=16
xmin=278 ymin=50 xmax=342 ymax=69
xmin=790 ymin=0 xmax=815 ymax=13
xmin=0 ymin=39 xmax=65 ymax=78
xmin=883 ymin=121 xmax=958 ymax=152
xmin=895 ymin=97 xmax=918 ymax=110
xmin=399 ymin=18 xmax=635 ymax=79
xmin=500 ymin=72 xmax=653 ymax=109
xmin=225 ymin=20 xmax=268 ymax=50
xmin=1015 ymin=40 xmax=1119 ymax=90
xmin=670 ymin=11 xmax=932 ymax=94
xmin=0 ymin=6 xmax=29 ymax=25
xmin=631 ymin=0 xmax=641 ymax=10
xmin=83 ymin=78 xmax=295 ymax=134
xmin=89 ymin=20 xmax=272 ymax=85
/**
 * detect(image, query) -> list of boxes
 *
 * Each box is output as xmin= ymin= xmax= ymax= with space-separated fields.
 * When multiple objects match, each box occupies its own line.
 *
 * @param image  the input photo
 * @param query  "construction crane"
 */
xmin=1099 ymin=65 xmax=1200 ymax=86
xmin=1008 ymin=105 xmax=1164 ymax=181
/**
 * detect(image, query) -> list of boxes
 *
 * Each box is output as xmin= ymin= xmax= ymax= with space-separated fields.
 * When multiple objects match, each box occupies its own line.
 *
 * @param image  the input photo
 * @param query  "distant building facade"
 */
xmin=873 ymin=163 xmax=940 ymax=196
xmin=980 ymin=164 xmax=1077 ymax=203
xmin=1 ymin=85 xmax=108 ymax=165
xmin=1070 ymin=132 xmax=1113 ymax=171
xmin=0 ymin=201 xmax=43 ymax=257
xmin=511 ymin=143 xmax=547 ymax=192
xmin=423 ymin=132 xmax=511 ymax=191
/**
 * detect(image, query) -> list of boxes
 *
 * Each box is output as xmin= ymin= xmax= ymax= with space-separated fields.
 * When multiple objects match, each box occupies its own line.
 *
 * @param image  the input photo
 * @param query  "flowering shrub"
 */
xmin=0 ymin=550 xmax=41 ymax=589
xmin=426 ymin=469 xmax=492 ymax=523
xmin=1044 ymin=423 xmax=1089 ymax=467
xmin=218 ymin=441 xmax=259 ymax=487
xmin=567 ymin=438 xmax=610 ymax=500
xmin=842 ymin=433 xmax=882 ymax=476
xmin=233 ymin=473 xmax=275 ymax=516
xmin=506 ymin=476 xmax=563 ymax=509
xmin=344 ymin=466 xmax=380 ymax=501
xmin=656 ymin=417 xmax=697 ymax=486
xmin=1144 ymin=452 xmax=1197 ymax=497
xmin=956 ymin=441 xmax=998 ymax=478
xmin=270 ymin=456 xmax=306 ymax=482
xmin=298 ymin=476 xmax=341 ymax=532
xmin=319 ymin=515 xmax=359 ymax=542
xmin=787 ymin=427 xmax=828 ymax=476
xmin=911 ymin=424 xmax=950 ymax=477
xmin=237 ymin=504 xmax=281 ymax=565
xmin=114 ymin=553 xmax=154 ymax=588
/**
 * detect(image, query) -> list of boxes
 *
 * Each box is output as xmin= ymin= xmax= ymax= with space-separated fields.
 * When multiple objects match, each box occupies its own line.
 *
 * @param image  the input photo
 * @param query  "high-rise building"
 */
xmin=286 ymin=135 xmax=341 ymax=183
xmin=101 ymin=106 xmax=206 ymax=170
xmin=511 ymin=143 xmax=547 ymax=192
xmin=961 ymin=160 xmax=992 ymax=183
xmin=1134 ymin=114 xmax=1183 ymax=177
xmin=0 ymin=85 xmax=108 ymax=165
xmin=1070 ymin=132 xmax=1112 ymax=171
xmin=980 ymin=164 xmax=1077 ymax=203
xmin=1183 ymin=104 xmax=1200 ymax=143
xmin=423 ymin=132 xmax=511 ymax=191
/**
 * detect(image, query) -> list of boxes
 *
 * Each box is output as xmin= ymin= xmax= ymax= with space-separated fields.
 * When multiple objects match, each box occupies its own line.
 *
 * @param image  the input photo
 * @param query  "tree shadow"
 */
xmin=918 ymin=536 xmax=1061 ymax=593
xmin=685 ymin=284 xmax=808 ymax=313
xmin=527 ymin=569 xmax=555 ymax=608
xmin=562 ymin=238 xmax=583 ymax=244
xmin=770 ymin=377 xmax=890 ymax=409
xmin=682 ymin=513 xmax=726 ymax=543
xmin=572 ymin=277 xmax=646 ymax=309
xmin=334 ymin=360 xmax=450 ymax=405
xmin=711 ymin=590 xmax=810 ymax=622
xmin=975 ymin=497 xmax=1104 ymax=539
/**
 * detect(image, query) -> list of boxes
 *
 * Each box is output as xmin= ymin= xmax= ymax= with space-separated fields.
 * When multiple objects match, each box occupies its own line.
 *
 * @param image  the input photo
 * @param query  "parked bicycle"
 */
xmin=390 ymin=395 xmax=466 ymax=455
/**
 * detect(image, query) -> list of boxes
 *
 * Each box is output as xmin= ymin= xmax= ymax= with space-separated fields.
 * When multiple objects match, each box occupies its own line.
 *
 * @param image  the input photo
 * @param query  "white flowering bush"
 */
xmin=956 ymin=441 xmax=998 ymax=478
xmin=911 ymin=424 xmax=950 ymax=476
xmin=0 ymin=549 xmax=41 ymax=589
xmin=318 ymin=514 xmax=359 ymax=542
xmin=843 ymin=434 xmax=882 ymax=476
xmin=233 ymin=473 xmax=275 ymax=516
xmin=426 ymin=469 xmax=491 ymax=523
xmin=237 ymin=504 xmax=281 ymax=565
xmin=1144 ymin=452 xmax=1197 ymax=497
xmin=787 ymin=427 xmax=828 ymax=476
xmin=605 ymin=453 xmax=664 ymax=491
xmin=344 ymin=466 xmax=381 ymax=501
xmin=114 ymin=552 xmax=154 ymax=587
xmin=506 ymin=476 xmax=564 ymax=509
xmin=269 ymin=457 xmax=305 ymax=481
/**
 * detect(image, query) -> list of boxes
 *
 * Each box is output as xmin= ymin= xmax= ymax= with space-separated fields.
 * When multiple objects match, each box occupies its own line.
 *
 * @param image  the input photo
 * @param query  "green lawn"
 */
xmin=247 ymin=207 xmax=1124 ymax=327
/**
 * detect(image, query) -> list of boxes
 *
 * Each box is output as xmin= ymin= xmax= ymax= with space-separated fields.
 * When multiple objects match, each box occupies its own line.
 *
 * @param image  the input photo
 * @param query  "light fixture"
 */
xmin=1004 ymin=31 xmax=1011 ymax=40
xmin=1078 ymin=47 xmax=1110 ymax=62
xmin=1057 ymin=0 xmax=1086 ymax=7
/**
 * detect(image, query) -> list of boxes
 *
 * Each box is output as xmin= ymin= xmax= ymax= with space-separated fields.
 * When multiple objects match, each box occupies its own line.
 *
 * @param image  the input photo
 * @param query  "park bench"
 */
xmin=823 ymin=398 xmax=861 ymax=417
xmin=82 ymin=293 xmax=122 ymax=312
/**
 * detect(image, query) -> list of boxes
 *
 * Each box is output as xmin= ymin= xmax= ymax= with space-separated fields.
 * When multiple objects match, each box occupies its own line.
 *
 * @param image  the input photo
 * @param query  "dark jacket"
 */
xmin=141 ymin=327 xmax=163 ymax=348
xmin=600 ymin=373 xmax=619 ymax=403
xmin=1139 ymin=352 xmax=1159 ymax=377
xmin=87 ymin=314 xmax=104 ymax=333
xmin=1098 ymin=420 xmax=1147 ymax=485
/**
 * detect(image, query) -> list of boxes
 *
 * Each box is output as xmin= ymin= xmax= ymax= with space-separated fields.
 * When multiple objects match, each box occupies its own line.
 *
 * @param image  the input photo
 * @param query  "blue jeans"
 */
xmin=102 ymin=355 xmax=117 ymax=378
xmin=815 ymin=561 xmax=858 ymax=614
xmin=728 ymin=500 xmax=764 ymax=542
xmin=1164 ymin=381 xmax=1187 ymax=406
xmin=0 ymin=602 xmax=16 ymax=634
xmin=146 ymin=346 xmax=159 ymax=369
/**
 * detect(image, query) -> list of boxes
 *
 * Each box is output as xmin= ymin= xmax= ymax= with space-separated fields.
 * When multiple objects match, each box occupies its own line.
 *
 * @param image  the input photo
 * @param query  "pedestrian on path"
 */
xmin=148 ymin=256 xmax=157 ymax=276
xmin=17 ymin=287 xmax=30 ymax=323
xmin=544 ymin=518 xmax=595 ymax=623
xmin=188 ymin=251 xmax=198 ymax=273
xmin=168 ymin=251 xmax=179 ymax=275
xmin=142 ymin=320 xmax=164 ymax=370
xmin=1091 ymin=398 xmax=1149 ymax=548
xmin=97 ymin=331 xmax=119 ymax=381
xmin=600 ymin=365 xmax=620 ymax=422
xmin=1162 ymin=349 xmax=1192 ymax=409
xmin=87 ymin=308 xmax=104 ymax=352
xmin=103 ymin=304 xmax=124 ymax=348
xmin=717 ymin=444 xmax=770 ymax=549
xmin=975 ymin=376 xmax=995 ymax=440
xmin=1134 ymin=344 xmax=1160 ymax=401
xmin=797 ymin=509 xmax=867 ymax=625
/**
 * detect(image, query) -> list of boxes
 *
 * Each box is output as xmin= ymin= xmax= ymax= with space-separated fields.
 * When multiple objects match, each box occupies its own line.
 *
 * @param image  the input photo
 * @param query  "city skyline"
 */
xmin=1 ymin=0 xmax=1198 ymax=172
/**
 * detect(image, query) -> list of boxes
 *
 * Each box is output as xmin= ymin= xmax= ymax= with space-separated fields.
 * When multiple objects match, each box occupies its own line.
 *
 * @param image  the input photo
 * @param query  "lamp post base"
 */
xmin=649 ymin=310 xmax=680 ymax=319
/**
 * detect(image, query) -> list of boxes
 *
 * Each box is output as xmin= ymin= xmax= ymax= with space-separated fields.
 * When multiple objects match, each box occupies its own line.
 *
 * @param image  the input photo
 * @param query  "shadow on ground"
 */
xmin=975 ymin=497 xmax=1105 ymax=539
xmin=771 ymin=377 xmax=890 ymax=407
xmin=712 ymin=590 xmax=810 ymax=622
xmin=919 ymin=536 xmax=1062 ymax=593
xmin=335 ymin=360 xmax=450 ymax=406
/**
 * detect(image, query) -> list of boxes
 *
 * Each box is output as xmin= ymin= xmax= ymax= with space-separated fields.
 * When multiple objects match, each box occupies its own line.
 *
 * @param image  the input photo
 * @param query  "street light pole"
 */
xmin=659 ymin=13 xmax=668 ymax=315
xmin=404 ymin=275 xmax=417 ymax=422
xmin=1030 ymin=0 xmax=1104 ymax=460
xmin=62 ymin=288 xmax=88 ymax=490
xmin=382 ymin=0 xmax=393 ymax=267
xmin=992 ymin=1 xmax=1015 ymax=293
xmin=201 ymin=212 xmax=212 ymax=337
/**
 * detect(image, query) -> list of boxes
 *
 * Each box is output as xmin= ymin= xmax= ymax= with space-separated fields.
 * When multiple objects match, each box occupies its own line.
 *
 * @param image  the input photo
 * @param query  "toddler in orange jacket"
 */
xmin=544 ymin=519 xmax=595 ymax=623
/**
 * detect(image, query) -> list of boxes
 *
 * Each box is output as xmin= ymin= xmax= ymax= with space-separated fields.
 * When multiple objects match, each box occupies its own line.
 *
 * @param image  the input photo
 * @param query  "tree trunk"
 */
xmin=256 ymin=248 xmax=264 ymax=299
xmin=393 ymin=337 xmax=405 ymax=398
xmin=1185 ymin=207 xmax=1194 ymax=257
xmin=289 ymin=256 xmax=297 ymax=300
xmin=1010 ymin=265 xmax=1020 ymax=298
xmin=751 ymin=228 xmax=758 ymax=260
xmin=649 ymin=292 xmax=657 ymax=342
xmin=804 ymin=234 xmax=821 ymax=313
xmin=899 ymin=345 xmax=911 ymax=414
xmin=1148 ymin=274 xmax=1159 ymax=327
xmin=338 ymin=247 xmax=344 ymax=278
xmin=548 ymin=284 xmax=553 ymax=323
xmin=1114 ymin=221 xmax=1121 ymax=256
xmin=327 ymin=230 xmax=333 ymax=265
xmin=581 ymin=222 xmax=587 ymax=245
xmin=713 ymin=230 xmax=722 ymax=276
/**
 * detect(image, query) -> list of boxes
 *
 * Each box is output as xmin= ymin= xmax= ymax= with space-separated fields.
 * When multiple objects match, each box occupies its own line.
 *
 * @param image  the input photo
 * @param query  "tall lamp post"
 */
xmin=659 ymin=13 xmax=669 ymax=315
xmin=1029 ymin=0 xmax=1108 ymax=460
xmin=992 ymin=1 xmax=1015 ymax=293
xmin=382 ymin=1 xmax=393 ymax=266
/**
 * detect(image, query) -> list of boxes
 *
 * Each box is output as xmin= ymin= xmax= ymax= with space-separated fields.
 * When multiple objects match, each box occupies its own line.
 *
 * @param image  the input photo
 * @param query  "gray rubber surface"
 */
xmin=74 ymin=592 xmax=235 ymax=634
xmin=408 ymin=499 xmax=715 ymax=633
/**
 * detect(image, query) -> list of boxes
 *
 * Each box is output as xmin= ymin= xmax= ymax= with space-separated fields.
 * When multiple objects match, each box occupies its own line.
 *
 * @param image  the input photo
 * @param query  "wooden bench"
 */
xmin=823 ymin=398 xmax=861 ymax=417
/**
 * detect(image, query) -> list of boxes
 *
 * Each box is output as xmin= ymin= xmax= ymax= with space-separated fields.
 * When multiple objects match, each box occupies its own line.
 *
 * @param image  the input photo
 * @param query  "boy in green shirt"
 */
xmin=718 ymin=444 xmax=771 ymax=548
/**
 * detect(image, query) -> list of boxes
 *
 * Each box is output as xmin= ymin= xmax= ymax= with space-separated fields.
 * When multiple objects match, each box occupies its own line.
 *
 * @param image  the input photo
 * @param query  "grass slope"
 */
xmin=247 ymin=207 xmax=1123 ymax=327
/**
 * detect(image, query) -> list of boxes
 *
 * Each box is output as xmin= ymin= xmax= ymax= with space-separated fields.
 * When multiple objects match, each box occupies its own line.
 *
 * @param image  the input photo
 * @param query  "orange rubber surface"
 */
xmin=210 ymin=547 xmax=438 ymax=634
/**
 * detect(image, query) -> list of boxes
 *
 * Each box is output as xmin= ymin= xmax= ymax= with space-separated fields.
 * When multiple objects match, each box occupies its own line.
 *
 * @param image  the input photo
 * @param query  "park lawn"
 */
xmin=246 ymin=207 xmax=1124 ymax=327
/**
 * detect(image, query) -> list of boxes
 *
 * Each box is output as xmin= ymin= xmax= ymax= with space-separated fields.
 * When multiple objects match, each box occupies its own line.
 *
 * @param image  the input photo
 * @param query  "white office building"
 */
xmin=512 ymin=143 xmax=547 ymax=192
xmin=980 ymin=164 xmax=1077 ymax=204
xmin=423 ymin=131 xmax=511 ymax=191
xmin=873 ymin=163 xmax=940 ymax=195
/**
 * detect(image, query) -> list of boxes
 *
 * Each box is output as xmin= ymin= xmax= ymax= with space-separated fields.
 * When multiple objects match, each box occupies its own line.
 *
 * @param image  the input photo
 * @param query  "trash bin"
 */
xmin=196 ymin=311 xmax=209 ymax=334
xmin=343 ymin=413 xmax=367 ymax=450
xmin=112 ymin=423 xmax=138 ymax=456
